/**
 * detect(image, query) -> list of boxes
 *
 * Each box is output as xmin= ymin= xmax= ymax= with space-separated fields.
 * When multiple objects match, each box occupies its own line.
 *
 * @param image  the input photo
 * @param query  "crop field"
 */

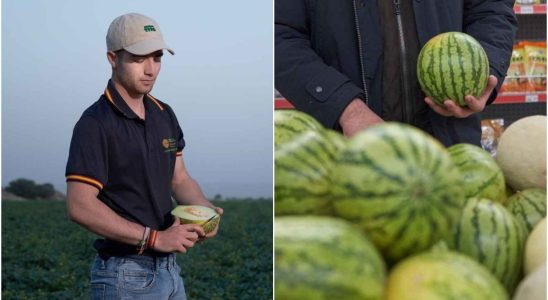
xmin=2 ymin=199 xmax=273 ymax=300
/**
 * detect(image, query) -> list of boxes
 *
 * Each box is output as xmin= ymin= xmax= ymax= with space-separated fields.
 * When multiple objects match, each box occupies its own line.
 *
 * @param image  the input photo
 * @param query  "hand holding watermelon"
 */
xmin=417 ymin=32 xmax=496 ymax=118
xmin=424 ymin=75 xmax=498 ymax=118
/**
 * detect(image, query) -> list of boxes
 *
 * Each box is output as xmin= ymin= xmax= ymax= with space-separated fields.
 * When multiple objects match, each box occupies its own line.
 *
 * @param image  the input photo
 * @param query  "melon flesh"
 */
xmin=171 ymin=205 xmax=220 ymax=234
xmin=496 ymin=116 xmax=546 ymax=191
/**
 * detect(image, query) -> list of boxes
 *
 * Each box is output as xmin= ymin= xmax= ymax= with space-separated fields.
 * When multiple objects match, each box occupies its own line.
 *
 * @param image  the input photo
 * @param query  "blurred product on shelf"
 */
xmin=481 ymin=119 xmax=505 ymax=156
xmin=524 ymin=42 xmax=547 ymax=91
xmin=501 ymin=41 xmax=546 ymax=93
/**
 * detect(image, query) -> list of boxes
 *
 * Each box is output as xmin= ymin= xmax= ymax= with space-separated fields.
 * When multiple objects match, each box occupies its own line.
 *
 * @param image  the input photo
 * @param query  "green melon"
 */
xmin=448 ymin=143 xmax=506 ymax=203
xmin=451 ymin=198 xmax=527 ymax=293
xmin=331 ymin=122 xmax=465 ymax=262
xmin=386 ymin=250 xmax=508 ymax=300
xmin=275 ymin=110 xmax=323 ymax=149
xmin=275 ymin=216 xmax=386 ymax=300
xmin=507 ymin=188 xmax=546 ymax=234
xmin=417 ymin=32 xmax=489 ymax=106
xmin=323 ymin=129 xmax=347 ymax=155
xmin=171 ymin=205 xmax=220 ymax=234
xmin=275 ymin=130 xmax=339 ymax=215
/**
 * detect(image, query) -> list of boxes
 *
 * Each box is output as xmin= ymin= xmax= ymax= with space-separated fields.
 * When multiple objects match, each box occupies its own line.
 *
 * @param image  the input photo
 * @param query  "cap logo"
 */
xmin=144 ymin=25 xmax=156 ymax=32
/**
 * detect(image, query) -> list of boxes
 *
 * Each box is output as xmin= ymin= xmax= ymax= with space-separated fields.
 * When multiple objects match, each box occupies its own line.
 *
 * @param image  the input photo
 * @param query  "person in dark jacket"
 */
xmin=275 ymin=0 xmax=517 ymax=146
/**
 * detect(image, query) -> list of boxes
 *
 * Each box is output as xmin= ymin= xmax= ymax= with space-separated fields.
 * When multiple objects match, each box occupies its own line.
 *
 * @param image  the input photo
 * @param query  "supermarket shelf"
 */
xmin=276 ymin=93 xmax=547 ymax=109
xmin=514 ymin=4 xmax=546 ymax=14
xmin=494 ymin=92 xmax=546 ymax=104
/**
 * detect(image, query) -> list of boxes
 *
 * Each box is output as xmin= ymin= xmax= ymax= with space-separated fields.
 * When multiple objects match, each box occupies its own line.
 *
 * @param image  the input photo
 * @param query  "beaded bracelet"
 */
xmin=137 ymin=226 xmax=150 ymax=255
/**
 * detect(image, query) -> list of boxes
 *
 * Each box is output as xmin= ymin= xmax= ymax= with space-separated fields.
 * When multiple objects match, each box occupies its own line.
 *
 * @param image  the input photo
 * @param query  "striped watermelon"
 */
xmin=448 ymin=143 xmax=506 ymax=203
xmin=275 ymin=216 xmax=386 ymax=300
xmin=275 ymin=110 xmax=323 ymax=149
xmin=323 ymin=129 xmax=347 ymax=155
xmin=451 ymin=198 xmax=527 ymax=293
xmin=417 ymin=32 xmax=489 ymax=106
xmin=275 ymin=130 xmax=339 ymax=215
xmin=386 ymin=250 xmax=508 ymax=300
xmin=507 ymin=188 xmax=547 ymax=234
xmin=331 ymin=123 xmax=466 ymax=262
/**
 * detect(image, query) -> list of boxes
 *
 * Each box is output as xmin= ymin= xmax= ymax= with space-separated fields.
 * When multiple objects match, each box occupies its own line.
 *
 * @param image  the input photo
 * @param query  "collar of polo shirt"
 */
xmin=103 ymin=79 xmax=165 ymax=119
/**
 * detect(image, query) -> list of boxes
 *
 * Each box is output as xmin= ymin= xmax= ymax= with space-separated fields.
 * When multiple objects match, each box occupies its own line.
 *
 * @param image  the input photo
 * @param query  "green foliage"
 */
xmin=2 ymin=200 xmax=273 ymax=300
xmin=5 ymin=178 xmax=55 ymax=199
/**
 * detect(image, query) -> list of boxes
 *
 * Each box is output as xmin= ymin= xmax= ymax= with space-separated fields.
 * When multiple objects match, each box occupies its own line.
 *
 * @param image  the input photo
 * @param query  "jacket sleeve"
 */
xmin=463 ymin=0 xmax=517 ymax=104
xmin=275 ymin=0 xmax=364 ymax=129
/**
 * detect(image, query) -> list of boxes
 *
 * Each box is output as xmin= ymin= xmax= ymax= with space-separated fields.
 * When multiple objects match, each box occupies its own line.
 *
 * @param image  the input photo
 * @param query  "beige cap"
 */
xmin=106 ymin=13 xmax=174 ymax=55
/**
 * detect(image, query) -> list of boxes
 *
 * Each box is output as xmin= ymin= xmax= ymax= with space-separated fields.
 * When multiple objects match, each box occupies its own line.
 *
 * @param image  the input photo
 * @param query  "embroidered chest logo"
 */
xmin=162 ymin=138 xmax=177 ymax=152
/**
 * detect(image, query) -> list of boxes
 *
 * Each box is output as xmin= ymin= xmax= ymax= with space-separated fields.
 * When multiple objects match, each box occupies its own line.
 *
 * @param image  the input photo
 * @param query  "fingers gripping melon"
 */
xmin=171 ymin=205 xmax=220 ymax=234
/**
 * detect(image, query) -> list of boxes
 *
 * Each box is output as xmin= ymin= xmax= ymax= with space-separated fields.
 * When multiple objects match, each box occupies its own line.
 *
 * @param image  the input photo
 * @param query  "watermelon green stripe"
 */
xmin=428 ymin=45 xmax=441 ymax=98
xmin=341 ymin=151 xmax=406 ymax=186
xmin=499 ymin=205 xmax=512 ymax=288
xmin=446 ymin=34 xmax=458 ymax=102
xmin=340 ymin=183 xmax=404 ymax=199
xmin=448 ymin=143 xmax=506 ymax=203
xmin=466 ymin=37 xmax=480 ymax=97
xmin=382 ymin=132 xmax=406 ymax=161
xmin=276 ymin=163 xmax=322 ymax=182
xmin=507 ymin=188 xmax=546 ymax=232
xmin=453 ymin=33 xmax=465 ymax=104
xmin=438 ymin=38 xmax=449 ymax=101
xmin=423 ymin=47 xmax=436 ymax=98
xmin=404 ymin=123 xmax=422 ymax=165
xmin=278 ymin=137 xmax=334 ymax=172
xmin=521 ymin=193 xmax=546 ymax=217
xmin=464 ymin=35 xmax=479 ymax=97
xmin=471 ymin=203 xmax=486 ymax=262
xmin=468 ymin=171 xmax=503 ymax=198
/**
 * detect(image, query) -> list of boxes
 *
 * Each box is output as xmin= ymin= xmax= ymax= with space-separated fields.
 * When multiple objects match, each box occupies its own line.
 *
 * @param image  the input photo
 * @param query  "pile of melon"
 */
xmin=275 ymin=109 xmax=547 ymax=299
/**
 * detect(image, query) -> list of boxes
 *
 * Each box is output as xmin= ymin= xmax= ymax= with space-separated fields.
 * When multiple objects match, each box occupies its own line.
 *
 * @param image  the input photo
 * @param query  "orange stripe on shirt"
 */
xmin=104 ymin=88 xmax=123 ymax=112
xmin=66 ymin=175 xmax=104 ymax=190
xmin=147 ymin=94 xmax=164 ymax=111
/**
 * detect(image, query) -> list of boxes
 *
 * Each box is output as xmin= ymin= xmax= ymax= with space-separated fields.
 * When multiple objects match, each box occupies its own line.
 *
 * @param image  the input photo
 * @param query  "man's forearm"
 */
xmin=67 ymin=183 xmax=144 ymax=246
xmin=338 ymin=98 xmax=384 ymax=137
xmin=172 ymin=177 xmax=214 ymax=208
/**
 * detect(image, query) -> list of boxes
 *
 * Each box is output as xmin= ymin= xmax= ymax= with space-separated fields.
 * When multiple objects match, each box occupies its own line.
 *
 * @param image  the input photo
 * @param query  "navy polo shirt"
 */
xmin=66 ymin=80 xmax=184 ymax=257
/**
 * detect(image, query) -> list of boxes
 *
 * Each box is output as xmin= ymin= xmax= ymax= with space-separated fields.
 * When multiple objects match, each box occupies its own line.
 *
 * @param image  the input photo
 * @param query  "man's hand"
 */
xmin=425 ymin=75 xmax=498 ymax=118
xmin=338 ymin=98 xmax=384 ymax=138
xmin=154 ymin=218 xmax=205 ymax=253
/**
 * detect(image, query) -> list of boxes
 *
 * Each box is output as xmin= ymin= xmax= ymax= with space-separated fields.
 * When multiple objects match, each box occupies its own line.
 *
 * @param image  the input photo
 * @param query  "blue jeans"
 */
xmin=90 ymin=254 xmax=187 ymax=300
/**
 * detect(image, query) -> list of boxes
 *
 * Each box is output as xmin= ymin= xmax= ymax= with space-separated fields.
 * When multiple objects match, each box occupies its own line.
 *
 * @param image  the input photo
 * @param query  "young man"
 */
xmin=66 ymin=13 xmax=222 ymax=299
xmin=275 ymin=0 xmax=517 ymax=146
